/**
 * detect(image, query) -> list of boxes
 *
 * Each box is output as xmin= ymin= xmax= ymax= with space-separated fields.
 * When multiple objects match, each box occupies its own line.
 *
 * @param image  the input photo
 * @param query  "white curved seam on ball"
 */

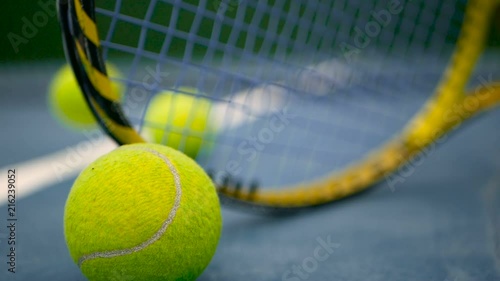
xmin=77 ymin=148 xmax=182 ymax=267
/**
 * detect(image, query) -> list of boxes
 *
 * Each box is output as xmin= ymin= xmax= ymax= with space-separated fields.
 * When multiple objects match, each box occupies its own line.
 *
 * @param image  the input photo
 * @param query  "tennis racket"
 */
xmin=58 ymin=0 xmax=500 ymax=210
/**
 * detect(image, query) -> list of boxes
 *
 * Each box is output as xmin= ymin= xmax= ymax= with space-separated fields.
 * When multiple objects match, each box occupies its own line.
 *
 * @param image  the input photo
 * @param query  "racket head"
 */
xmin=58 ymin=0 xmax=500 ymax=210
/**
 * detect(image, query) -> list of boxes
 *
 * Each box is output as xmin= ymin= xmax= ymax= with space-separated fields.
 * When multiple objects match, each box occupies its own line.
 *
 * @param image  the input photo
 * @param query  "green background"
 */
xmin=1 ymin=0 xmax=64 ymax=62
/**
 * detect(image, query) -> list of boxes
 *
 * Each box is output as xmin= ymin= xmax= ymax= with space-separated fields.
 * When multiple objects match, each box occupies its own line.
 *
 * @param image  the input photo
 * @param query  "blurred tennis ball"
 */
xmin=64 ymin=143 xmax=222 ymax=281
xmin=48 ymin=63 xmax=123 ymax=130
xmin=144 ymin=87 xmax=215 ymax=159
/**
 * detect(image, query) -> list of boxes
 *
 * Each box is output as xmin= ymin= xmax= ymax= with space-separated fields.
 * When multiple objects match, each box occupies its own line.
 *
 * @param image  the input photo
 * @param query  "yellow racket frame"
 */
xmin=61 ymin=0 xmax=500 ymax=208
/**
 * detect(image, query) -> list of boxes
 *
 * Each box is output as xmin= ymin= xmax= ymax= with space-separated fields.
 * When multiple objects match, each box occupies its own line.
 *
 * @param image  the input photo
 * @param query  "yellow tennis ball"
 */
xmin=48 ymin=63 xmax=123 ymax=129
xmin=64 ymin=143 xmax=222 ymax=281
xmin=144 ymin=87 xmax=215 ymax=159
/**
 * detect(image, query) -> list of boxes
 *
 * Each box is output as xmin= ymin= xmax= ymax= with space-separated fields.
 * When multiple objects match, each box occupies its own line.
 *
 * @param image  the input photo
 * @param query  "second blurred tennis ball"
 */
xmin=144 ymin=87 xmax=215 ymax=159
xmin=48 ymin=64 xmax=123 ymax=129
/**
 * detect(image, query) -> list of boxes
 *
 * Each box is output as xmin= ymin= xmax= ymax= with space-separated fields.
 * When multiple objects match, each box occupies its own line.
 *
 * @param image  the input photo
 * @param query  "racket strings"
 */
xmin=92 ymin=0 xmax=478 ymax=187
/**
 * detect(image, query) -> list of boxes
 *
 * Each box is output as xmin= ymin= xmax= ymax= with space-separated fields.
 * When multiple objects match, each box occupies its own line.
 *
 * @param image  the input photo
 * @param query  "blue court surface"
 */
xmin=0 ymin=62 xmax=499 ymax=281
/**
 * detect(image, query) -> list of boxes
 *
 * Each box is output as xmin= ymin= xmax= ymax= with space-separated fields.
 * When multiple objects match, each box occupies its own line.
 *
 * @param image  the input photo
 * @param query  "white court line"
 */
xmin=0 ymin=59 xmax=350 ymax=206
xmin=211 ymin=84 xmax=287 ymax=130
xmin=0 ymin=139 xmax=117 ymax=206
xmin=211 ymin=59 xmax=352 ymax=129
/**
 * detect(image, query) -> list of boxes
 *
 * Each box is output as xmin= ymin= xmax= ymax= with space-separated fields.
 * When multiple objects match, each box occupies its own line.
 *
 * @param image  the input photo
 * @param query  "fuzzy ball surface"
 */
xmin=64 ymin=143 xmax=222 ymax=281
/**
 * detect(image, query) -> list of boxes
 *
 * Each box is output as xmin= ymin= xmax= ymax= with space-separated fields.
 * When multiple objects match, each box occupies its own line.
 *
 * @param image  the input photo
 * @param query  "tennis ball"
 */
xmin=48 ymin=63 xmax=123 ymax=129
xmin=64 ymin=143 xmax=222 ymax=281
xmin=144 ymin=87 xmax=215 ymax=159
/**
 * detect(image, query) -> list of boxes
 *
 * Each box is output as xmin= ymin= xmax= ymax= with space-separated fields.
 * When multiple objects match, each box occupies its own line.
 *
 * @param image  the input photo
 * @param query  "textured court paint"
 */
xmin=64 ymin=143 xmax=222 ymax=281
xmin=1 ymin=62 xmax=499 ymax=280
